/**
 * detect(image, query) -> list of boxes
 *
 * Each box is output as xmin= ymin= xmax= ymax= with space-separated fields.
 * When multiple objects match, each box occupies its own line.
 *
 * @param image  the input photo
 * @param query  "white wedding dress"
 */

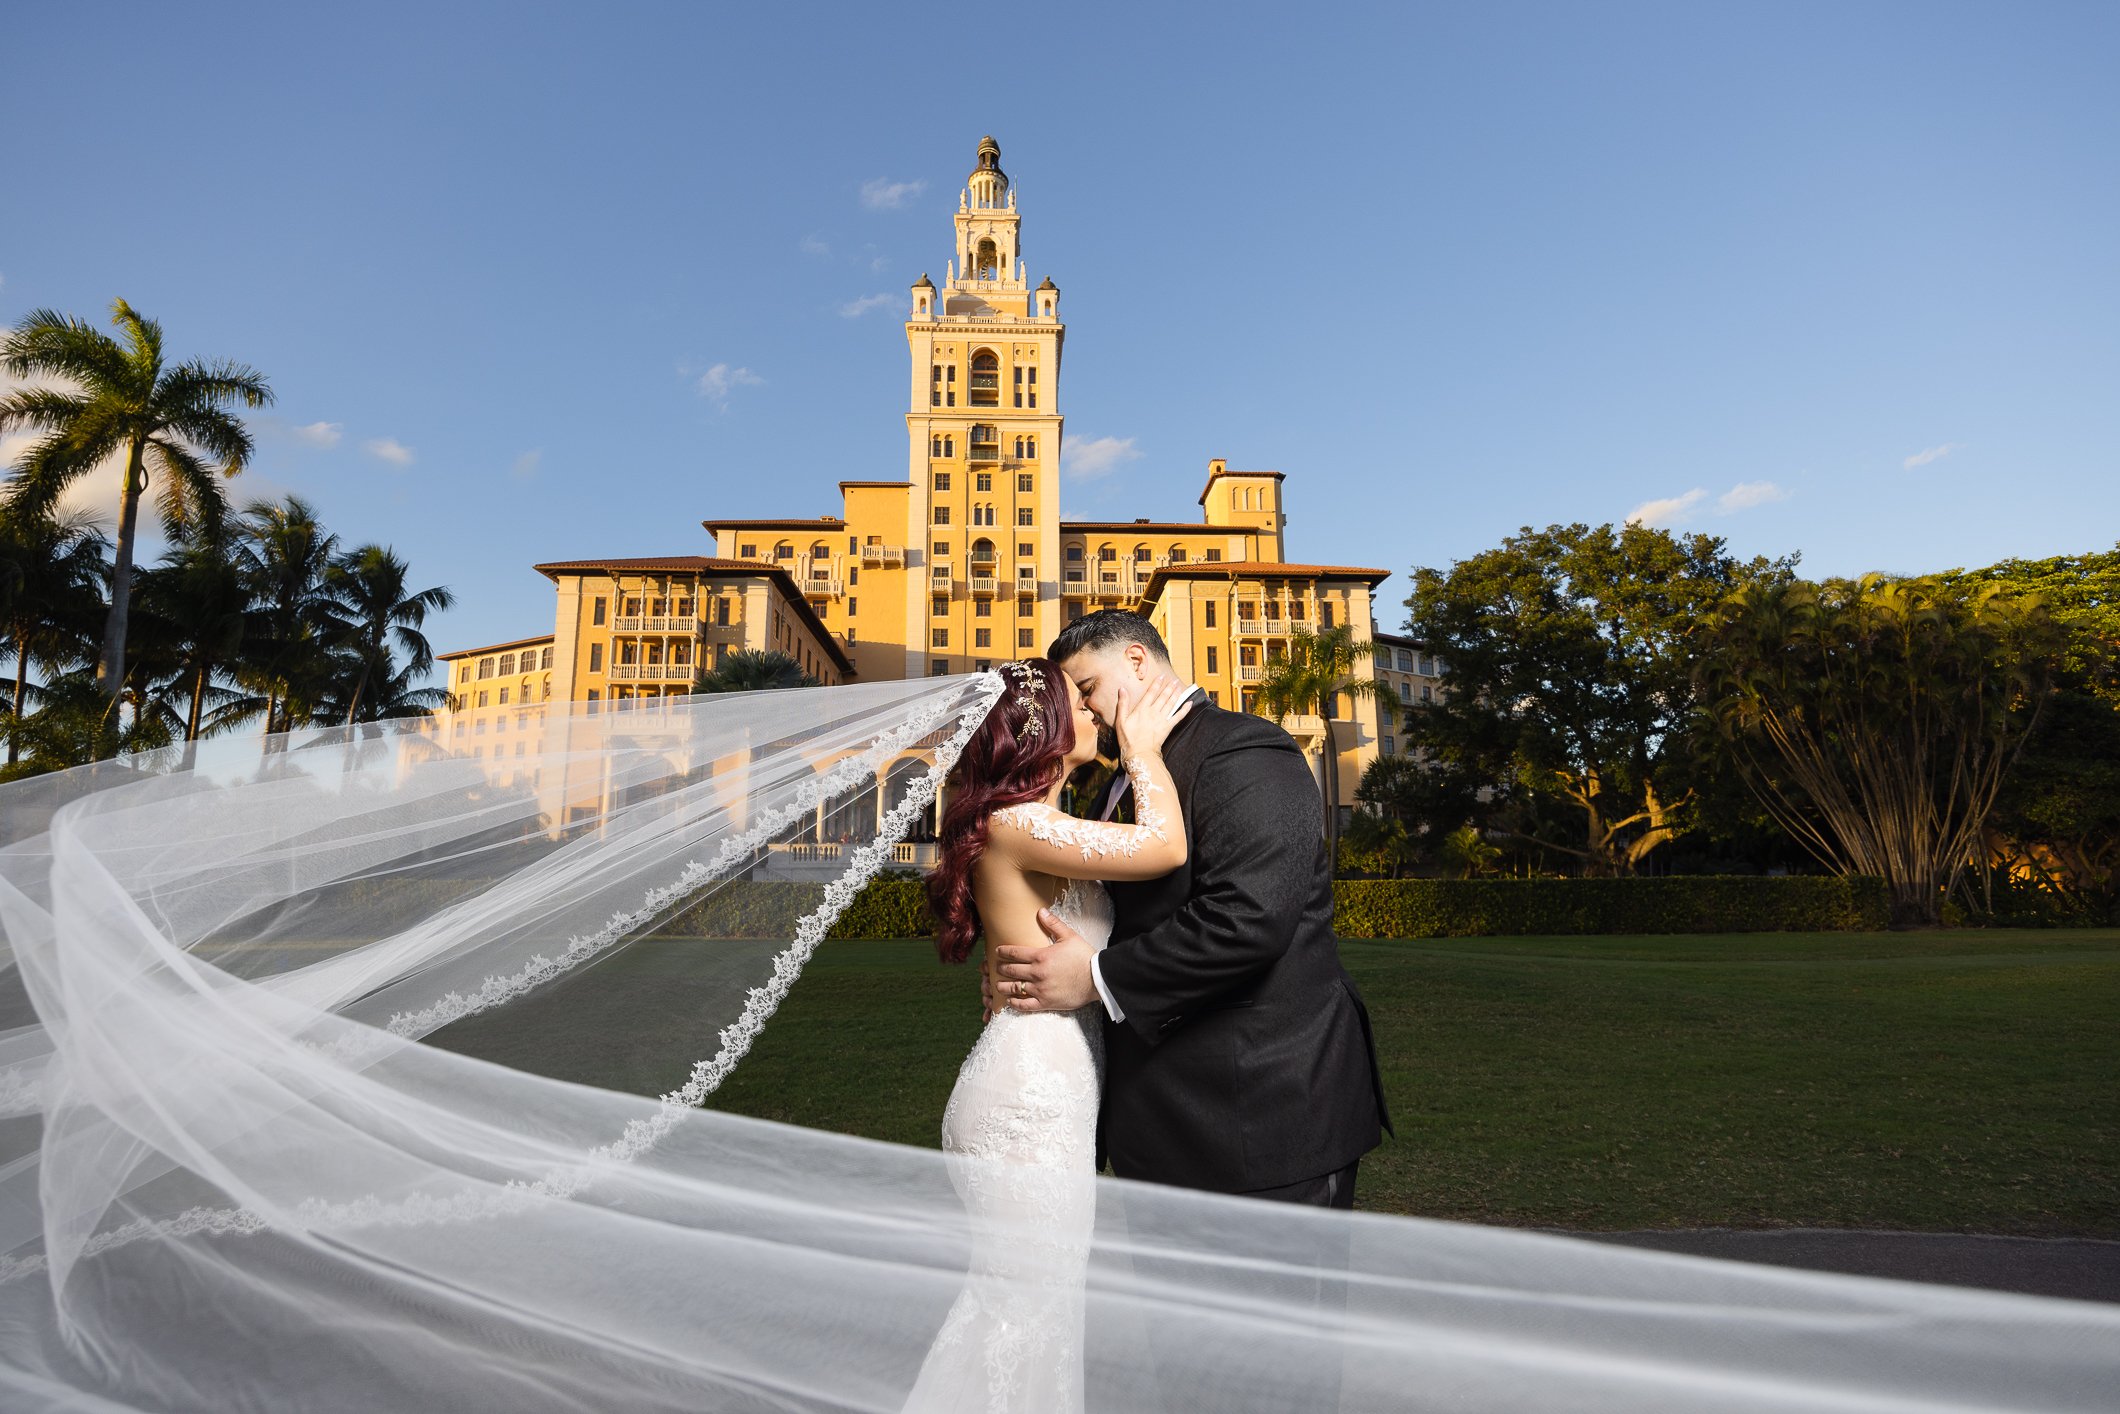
xmin=903 ymin=873 xmax=1112 ymax=1414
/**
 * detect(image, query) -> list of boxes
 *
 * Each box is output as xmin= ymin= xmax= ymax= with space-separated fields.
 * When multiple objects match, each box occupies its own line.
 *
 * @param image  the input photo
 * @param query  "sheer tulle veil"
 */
xmin=0 ymin=672 xmax=2110 ymax=1411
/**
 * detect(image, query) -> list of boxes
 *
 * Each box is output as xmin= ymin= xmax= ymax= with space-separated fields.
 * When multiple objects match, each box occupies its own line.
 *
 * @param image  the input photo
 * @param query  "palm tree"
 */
xmin=1249 ymin=622 xmax=1388 ymax=850
xmin=692 ymin=649 xmax=818 ymax=693
xmin=318 ymin=544 xmax=454 ymax=724
xmin=0 ymin=300 xmax=272 ymax=706
xmin=0 ymin=505 xmax=107 ymax=765
xmin=232 ymin=496 xmax=337 ymax=738
xmin=132 ymin=535 xmax=252 ymax=746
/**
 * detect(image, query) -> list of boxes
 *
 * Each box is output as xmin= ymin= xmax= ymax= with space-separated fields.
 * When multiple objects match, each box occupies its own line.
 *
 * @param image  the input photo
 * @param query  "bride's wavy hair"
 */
xmin=925 ymin=659 xmax=1078 ymax=964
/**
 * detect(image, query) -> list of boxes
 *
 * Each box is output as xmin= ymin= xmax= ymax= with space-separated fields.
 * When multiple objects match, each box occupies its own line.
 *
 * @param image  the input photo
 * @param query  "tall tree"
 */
xmin=692 ymin=649 xmax=818 ymax=693
xmin=319 ymin=544 xmax=454 ymax=724
xmin=1403 ymin=522 xmax=1793 ymax=875
xmin=233 ymin=496 xmax=338 ymax=738
xmin=1695 ymin=573 xmax=2066 ymax=926
xmin=0 ymin=506 xmax=107 ymax=766
xmin=0 ymin=300 xmax=271 ymax=706
xmin=132 ymin=535 xmax=252 ymax=746
xmin=1248 ymin=621 xmax=1387 ymax=850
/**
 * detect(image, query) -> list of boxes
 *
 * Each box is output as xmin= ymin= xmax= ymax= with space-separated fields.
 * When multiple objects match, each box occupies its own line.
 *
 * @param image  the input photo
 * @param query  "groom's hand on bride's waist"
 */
xmin=993 ymin=909 xmax=1099 ymax=1013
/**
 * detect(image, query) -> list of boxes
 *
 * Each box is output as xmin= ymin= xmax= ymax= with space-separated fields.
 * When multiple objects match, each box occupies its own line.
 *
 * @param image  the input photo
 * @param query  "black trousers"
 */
xmin=1242 ymin=1157 xmax=1360 ymax=1210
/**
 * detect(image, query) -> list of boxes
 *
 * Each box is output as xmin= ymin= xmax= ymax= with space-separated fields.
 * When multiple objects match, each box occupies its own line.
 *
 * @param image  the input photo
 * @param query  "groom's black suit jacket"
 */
xmin=1096 ymin=693 xmax=1391 ymax=1193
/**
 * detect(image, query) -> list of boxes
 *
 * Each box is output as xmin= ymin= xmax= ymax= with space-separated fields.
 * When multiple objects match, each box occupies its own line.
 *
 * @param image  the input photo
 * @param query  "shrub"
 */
xmin=1331 ymin=875 xmax=1891 ymax=938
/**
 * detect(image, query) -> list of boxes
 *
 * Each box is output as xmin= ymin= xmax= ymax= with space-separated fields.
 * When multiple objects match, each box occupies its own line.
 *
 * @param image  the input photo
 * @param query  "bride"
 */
xmin=903 ymin=659 xmax=1192 ymax=1413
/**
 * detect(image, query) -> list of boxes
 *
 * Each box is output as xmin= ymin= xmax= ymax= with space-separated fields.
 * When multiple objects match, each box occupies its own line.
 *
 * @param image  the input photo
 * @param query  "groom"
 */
xmin=994 ymin=609 xmax=1390 ymax=1206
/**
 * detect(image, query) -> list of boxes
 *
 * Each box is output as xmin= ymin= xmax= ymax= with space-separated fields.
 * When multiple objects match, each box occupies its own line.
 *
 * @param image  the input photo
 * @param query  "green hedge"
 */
xmin=657 ymin=877 xmax=937 ymax=941
xmin=1331 ymin=875 xmax=1891 ymax=938
xmin=655 ymin=874 xmax=1891 ymax=940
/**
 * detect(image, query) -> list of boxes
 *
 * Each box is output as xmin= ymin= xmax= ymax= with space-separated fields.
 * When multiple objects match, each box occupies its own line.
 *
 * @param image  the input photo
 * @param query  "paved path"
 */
xmin=1550 ymin=1227 xmax=2120 ymax=1304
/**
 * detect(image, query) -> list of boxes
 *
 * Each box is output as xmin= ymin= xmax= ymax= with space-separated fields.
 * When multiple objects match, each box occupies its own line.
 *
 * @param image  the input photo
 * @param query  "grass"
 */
xmin=428 ymin=929 xmax=2120 ymax=1236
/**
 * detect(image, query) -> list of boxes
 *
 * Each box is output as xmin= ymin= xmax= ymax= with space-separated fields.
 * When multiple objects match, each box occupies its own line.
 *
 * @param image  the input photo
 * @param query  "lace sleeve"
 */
xmin=989 ymin=756 xmax=1183 ymax=880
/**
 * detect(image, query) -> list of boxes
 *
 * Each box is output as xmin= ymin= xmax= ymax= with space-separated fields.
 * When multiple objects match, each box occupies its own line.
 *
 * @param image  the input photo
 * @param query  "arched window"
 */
xmin=974 ymin=239 xmax=999 ymax=279
xmin=1232 ymin=489 xmax=1242 ymax=511
xmin=1098 ymin=545 xmax=1117 ymax=562
xmin=970 ymin=350 xmax=999 ymax=407
xmin=1014 ymin=436 xmax=1024 ymax=458
xmin=931 ymin=435 xmax=942 ymax=456
xmin=809 ymin=541 xmax=830 ymax=560
xmin=1066 ymin=545 xmax=1083 ymax=561
xmin=1025 ymin=436 xmax=1036 ymax=457
xmin=498 ymin=653 xmax=515 ymax=676
xmin=945 ymin=435 xmax=954 ymax=456
xmin=774 ymin=542 xmax=794 ymax=560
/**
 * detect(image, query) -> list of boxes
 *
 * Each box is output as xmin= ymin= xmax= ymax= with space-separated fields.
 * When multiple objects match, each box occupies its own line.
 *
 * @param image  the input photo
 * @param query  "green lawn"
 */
xmin=428 ymin=929 xmax=2120 ymax=1236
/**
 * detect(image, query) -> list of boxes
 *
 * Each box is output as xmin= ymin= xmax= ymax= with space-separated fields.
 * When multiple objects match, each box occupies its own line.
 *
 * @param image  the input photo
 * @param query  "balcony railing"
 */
xmin=1061 ymin=575 xmax=1088 ymax=597
xmin=609 ymin=663 xmax=697 ymax=682
xmin=1016 ymin=569 xmax=1038 ymax=593
xmin=802 ymin=578 xmax=842 ymax=599
xmin=1239 ymin=665 xmax=1264 ymax=682
xmin=612 ymin=616 xmax=641 ymax=632
xmin=860 ymin=544 xmax=904 ymax=567
xmin=967 ymin=442 xmax=1001 ymax=463
xmin=970 ymin=575 xmax=997 ymax=597
xmin=930 ymin=567 xmax=954 ymax=586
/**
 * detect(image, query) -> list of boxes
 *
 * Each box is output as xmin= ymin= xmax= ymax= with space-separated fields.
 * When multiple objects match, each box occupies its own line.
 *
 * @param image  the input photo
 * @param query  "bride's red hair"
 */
xmin=925 ymin=660 xmax=1077 ymax=964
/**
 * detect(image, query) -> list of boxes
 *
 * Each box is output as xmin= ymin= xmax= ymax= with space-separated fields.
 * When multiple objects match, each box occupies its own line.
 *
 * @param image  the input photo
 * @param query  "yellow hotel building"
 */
xmin=436 ymin=137 xmax=1440 ymax=822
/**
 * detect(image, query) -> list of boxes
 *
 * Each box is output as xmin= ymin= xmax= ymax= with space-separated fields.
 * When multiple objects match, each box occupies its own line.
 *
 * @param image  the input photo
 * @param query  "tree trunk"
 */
xmin=7 ymin=624 xmax=24 ymax=766
xmin=97 ymin=440 xmax=148 ymax=704
xmin=188 ymin=662 xmax=207 ymax=742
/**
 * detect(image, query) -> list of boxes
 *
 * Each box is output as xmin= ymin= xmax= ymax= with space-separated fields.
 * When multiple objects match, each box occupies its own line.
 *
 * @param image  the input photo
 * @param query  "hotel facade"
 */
xmin=436 ymin=138 xmax=1439 ymax=821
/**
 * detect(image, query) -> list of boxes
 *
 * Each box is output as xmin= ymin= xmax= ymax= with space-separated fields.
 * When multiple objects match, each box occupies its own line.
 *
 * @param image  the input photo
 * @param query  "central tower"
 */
xmin=902 ymin=136 xmax=1066 ymax=677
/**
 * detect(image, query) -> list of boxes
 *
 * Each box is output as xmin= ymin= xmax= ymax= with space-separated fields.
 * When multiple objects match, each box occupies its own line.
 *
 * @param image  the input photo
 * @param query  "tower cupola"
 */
xmin=966 ymin=135 xmax=1009 ymax=210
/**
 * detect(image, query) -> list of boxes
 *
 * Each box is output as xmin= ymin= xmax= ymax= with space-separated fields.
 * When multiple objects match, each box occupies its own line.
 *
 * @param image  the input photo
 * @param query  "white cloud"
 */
xmin=799 ymin=234 xmax=831 ymax=257
xmin=860 ymin=177 xmax=927 ymax=211
xmin=1624 ymin=488 xmax=1707 ymax=528
xmin=1061 ymin=434 xmax=1145 ymax=481
xmin=364 ymin=437 xmax=414 ymax=467
xmin=291 ymin=420 xmax=343 ymax=448
xmin=1903 ymin=442 xmax=1959 ymax=470
xmin=869 ymin=252 xmax=890 ymax=272
xmin=838 ymin=293 xmax=896 ymax=319
xmin=1716 ymin=480 xmax=1787 ymax=513
xmin=695 ymin=362 xmax=764 ymax=405
xmin=511 ymin=449 xmax=542 ymax=480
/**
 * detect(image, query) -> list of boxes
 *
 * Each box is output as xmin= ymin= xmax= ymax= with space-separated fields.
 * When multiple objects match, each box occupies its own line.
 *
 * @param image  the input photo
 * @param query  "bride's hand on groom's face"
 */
xmin=992 ymin=910 xmax=1099 ymax=1013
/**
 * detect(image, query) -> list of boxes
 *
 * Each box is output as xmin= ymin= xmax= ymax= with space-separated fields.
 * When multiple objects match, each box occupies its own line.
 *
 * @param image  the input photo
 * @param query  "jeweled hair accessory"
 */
xmin=1000 ymin=659 xmax=1046 ymax=739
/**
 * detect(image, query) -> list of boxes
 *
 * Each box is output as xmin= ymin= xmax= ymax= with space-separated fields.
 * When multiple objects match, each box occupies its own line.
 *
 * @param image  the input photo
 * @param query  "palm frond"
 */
xmin=107 ymin=299 xmax=165 ymax=379
xmin=1 ymin=309 xmax=132 ymax=391
xmin=0 ymin=386 xmax=92 ymax=436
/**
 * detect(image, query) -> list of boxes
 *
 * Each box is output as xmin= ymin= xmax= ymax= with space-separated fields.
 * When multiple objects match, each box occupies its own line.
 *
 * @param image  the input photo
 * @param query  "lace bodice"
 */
xmin=903 ymin=878 xmax=1109 ymax=1413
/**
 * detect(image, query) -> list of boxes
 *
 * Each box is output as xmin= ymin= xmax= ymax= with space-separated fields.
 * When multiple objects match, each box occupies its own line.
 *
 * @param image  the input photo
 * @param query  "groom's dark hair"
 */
xmin=1047 ymin=609 xmax=1171 ymax=666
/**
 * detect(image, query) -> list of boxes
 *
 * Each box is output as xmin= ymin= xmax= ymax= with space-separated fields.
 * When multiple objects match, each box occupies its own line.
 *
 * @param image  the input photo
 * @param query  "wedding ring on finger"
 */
xmin=1015 ymin=980 xmax=1030 ymax=999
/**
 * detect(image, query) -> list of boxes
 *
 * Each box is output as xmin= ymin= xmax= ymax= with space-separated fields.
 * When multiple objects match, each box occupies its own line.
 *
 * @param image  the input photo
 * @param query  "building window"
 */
xmin=932 ymin=628 xmax=949 ymax=648
xmin=1017 ymin=542 xmax=1033 ymax=557
xmin=1206 ymin=646 xmax=1219 ymax=675
xmin=1382 ymin=736 xmax=1395 ymax=756
xmin=848 ymin=597 xmax=858 ymax=615
xmin=1321 ymin=601 xmax=1335 ymax=628
xmin=1067 ymin=546 xmax=1083 ymax=561
xmin=934 ymin=472 xmax=951 ymax=490
xmin=589 ymin=643 xmax=603 ymax=672
xmin=1027 ymin=368 xmax=1037 ymax=409
xmin=591 ymin=598 xmax=607 ymax=627
xmin=1013 ymin=368 xmax=1024 ymax=409
xmin=716 ymin=598 xmax=732 ymax=625
xmin=457 ymin=665 xmax=470 ymax=683
xmin=970 ymin=350 xmax=999 ymax=406
xmin=1017 ymin=507 xmax=1034 ymax=526
xmin=499 ymin=686 xmax=511 ymax=704
xmin=1099 ymin=546 xmax=1116 ymax=562
xmin=1422 ymin=685 xmax=1434 ymax=702
xmin=976 ymin=471 xmax=992 ymax=491
xmin=1170 ymin=547 xmax=1187 ymax=563
xmin=1134 ymin=546 xmax=1151 ymax=563
xmin=477 ymin=691 xmax=489 ymax=708
xmin=1017 ymin=472 xmax=1034 ymax=492
xmin=974 ymin=599 xmax=991 ymax=618
xmin=1018 ymin=628 xmax=1035 ymax=648
xmin=933 ymin=506 xmax=951 ymax=524
xmin=1025 ymin=435 xmax=1036 ymax=456
xmin=848 ymin=567 xmax=859 ymax=585
xmin=739 ymin=543 xmax=756 ymax=558
xmin=477 ymin=657 xmax=495 ymax=680
xmin=975 ymin=628 xmax=991 ymax=648
xmin=775 ymin=544 xmax=793 ymax=560
xmin=1205 ymin=549 xmax=1221 ymax=562
xmin=498 ymin=653 xmax=515 ymax=675
xmin=933 ymin=596 xmax=948 ymax=616
xmin=1204 ymin=602 xmax=1217 ymax=628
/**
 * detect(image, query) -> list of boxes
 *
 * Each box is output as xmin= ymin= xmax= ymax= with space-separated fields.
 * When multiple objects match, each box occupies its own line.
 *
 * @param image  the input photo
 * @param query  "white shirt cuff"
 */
xmin=1089 ymin=952 xmax=1125 ymax=1023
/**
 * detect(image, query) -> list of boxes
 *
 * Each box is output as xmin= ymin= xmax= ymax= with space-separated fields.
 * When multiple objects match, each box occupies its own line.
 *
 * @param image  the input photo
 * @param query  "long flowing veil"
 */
xmin=0 ymin=672 xmax=2110 ymax=1411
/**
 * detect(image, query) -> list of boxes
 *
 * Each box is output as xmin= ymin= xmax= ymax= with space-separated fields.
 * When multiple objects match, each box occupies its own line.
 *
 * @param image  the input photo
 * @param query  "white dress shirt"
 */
xmin=1087 ymin=683 xmax=1201 ymax=1023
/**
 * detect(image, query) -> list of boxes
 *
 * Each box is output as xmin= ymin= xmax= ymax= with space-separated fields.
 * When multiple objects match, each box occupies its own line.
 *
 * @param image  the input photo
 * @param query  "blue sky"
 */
xmin=6 ymin=2 xmax=2116 ymax=667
